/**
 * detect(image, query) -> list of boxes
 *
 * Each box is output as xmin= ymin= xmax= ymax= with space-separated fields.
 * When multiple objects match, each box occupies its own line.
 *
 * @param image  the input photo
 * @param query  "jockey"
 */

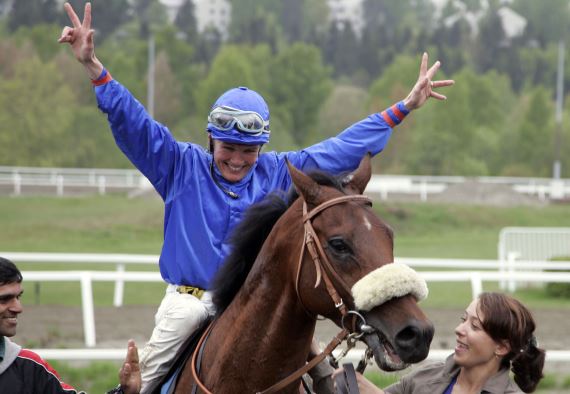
xmin=59 ymin=3 xmax=453 ymax=393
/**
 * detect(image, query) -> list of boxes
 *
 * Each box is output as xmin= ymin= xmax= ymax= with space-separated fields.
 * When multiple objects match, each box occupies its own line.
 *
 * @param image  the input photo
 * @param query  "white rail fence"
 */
xmin=0 ymin=252 xmax=570 ymax=347
xmin=498 ymin=227 xmax=570 ymax=291
xmin=2 ymin=166 xmax=570 ymax=200
xmin=4 ymin=252 xmax=569 ymax=364
xmin=32 ymin=348 xmax=570 ymax=366
xmin=366 ymin=174 xmax=570 ymax=201
xmin=0 ymin=166 xmax=150 ymax=196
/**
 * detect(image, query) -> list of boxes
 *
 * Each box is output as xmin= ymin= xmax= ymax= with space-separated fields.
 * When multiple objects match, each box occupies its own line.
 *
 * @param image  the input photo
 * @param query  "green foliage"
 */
xmin=362 ymin=370 xmax=400 ymax=389
xmin=502 ymin=87 xmax=556 ymax=176
xmin=65 ymin=0 xmax=132 ymax=43
xmin=545 ymin=257 xmax=570 ymax=298
xmin=0 ymin=58 xmax=75 ymax=166
xmin=7 ymin=0 xmax=59 ymax=32
xmin=49 ymin=360 xmax=121 ymax=393
xmin=193 ymin=44 xmax=260 ymax=117
xmin=0 ymin=0 xmax=569 ymax=174
xmin=268 ymin=42 xmax=332 ymax=145
xmin=310 ymin=84 xmax=368 ymax=145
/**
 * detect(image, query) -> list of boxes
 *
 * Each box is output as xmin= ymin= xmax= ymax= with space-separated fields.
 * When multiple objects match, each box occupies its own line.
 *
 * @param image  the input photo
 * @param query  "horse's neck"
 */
xmin=202 ymin=255 xmax=316 ymax=391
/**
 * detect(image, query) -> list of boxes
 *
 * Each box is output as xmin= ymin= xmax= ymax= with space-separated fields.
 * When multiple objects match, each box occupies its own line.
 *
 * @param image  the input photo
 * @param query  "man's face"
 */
xmin=212 ymin=140 xmax=261 ymax=183
xmin=0 ymin=282 xmax=23 ymax=337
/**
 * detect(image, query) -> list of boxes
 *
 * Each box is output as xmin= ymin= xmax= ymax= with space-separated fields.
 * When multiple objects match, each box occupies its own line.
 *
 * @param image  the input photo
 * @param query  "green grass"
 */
xmin=375 ymin=202 xmax=570 ymax=259
xmin=0 ymin=195 xmax=164 ymax=253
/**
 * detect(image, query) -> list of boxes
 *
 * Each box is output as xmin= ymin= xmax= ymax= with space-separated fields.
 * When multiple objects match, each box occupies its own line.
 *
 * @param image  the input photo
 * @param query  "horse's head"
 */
xmin=287 ymin=155 xmax=434 ymax=371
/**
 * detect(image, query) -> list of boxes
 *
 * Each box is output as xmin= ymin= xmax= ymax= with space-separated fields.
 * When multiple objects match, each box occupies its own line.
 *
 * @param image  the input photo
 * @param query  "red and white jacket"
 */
xmin=0 ymin=337 xmax=83 ymax=393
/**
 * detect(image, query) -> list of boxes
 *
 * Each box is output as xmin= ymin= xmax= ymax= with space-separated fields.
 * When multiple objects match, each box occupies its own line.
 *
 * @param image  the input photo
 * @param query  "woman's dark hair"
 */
xmin=0 ymin=257 xmax=23 ymax=286
xmin=478 ymin=292 xmax=545 ymax=393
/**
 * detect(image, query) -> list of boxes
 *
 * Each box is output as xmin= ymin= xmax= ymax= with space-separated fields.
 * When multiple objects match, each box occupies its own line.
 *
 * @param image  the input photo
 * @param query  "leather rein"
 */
xmin=190 ymin=194 xmax=373 ymax=394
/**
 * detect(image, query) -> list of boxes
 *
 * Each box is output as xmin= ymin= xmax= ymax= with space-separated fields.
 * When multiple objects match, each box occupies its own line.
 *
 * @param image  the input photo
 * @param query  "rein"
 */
xmin=256 ymin=194 xmax=372 ymax=394
xmin=189 ymin=194 xmax=372 ymax=394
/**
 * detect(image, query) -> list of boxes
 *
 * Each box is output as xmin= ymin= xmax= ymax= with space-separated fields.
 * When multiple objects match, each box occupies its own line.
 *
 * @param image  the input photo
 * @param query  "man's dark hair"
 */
xmin=0 ymin=257 xmax=23 ymax=286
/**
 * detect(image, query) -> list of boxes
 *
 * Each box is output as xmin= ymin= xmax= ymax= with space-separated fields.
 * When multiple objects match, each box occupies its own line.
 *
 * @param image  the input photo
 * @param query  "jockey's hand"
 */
xmin=119 ymin=339 xmax=142 ymax=394
xmin=403 ymin=52 xmax=455 ymax=111
xmin=58 ymin=2 xmax=104 ymax=79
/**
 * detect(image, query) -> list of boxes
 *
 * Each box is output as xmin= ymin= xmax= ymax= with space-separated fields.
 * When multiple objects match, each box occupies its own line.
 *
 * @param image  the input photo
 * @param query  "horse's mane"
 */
xmin=210 ymin=170 xmax=347 ymax=314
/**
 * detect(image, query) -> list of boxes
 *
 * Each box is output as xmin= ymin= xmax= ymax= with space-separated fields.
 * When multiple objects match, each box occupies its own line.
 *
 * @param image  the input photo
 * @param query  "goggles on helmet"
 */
xmin=208 ymin=106 xmax=270 ymax=136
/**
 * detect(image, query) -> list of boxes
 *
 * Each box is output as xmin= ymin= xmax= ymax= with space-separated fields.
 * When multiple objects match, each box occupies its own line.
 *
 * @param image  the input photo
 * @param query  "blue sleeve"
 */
xmin=284 ymin=112 xmax=395 ymax=175
xmin=95 ymin=80 xmax=189 ymax=199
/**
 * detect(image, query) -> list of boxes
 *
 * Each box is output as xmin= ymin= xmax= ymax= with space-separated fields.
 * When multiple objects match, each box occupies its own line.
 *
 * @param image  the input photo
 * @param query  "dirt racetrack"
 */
xmin=13 ymin=304 xmax=570 ymax=375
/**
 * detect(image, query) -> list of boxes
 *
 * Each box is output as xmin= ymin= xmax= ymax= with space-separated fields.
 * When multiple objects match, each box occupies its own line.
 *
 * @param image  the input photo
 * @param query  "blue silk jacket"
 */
xmin=95 ymin=79 xmax=408 ymax=289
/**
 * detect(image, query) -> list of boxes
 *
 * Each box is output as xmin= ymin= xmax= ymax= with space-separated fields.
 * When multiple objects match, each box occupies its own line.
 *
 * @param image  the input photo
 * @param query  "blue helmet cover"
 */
xmin=207 ymin=87 xmax=270 ymax=145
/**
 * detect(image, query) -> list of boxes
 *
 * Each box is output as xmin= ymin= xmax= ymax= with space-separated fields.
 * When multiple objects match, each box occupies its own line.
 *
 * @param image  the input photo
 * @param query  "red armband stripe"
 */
xmin=92 ymin=71 xmax=113 ymax=86
xmin=391 ymin=105 xmax=406 ymax=121
xmin=380 ymin=111 xmax=396 ymax=128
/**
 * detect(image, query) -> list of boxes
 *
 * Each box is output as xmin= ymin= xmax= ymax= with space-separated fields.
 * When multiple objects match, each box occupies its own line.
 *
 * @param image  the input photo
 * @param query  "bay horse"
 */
xmin=172 ymin=155 xmax=434 ymax=393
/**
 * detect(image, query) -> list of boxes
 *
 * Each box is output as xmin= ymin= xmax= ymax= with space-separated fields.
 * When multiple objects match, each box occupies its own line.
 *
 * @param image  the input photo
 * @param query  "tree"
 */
xmin=152 ymin=51 xmax=183 ymax=127
xmin=502 ymin=87 xmax=556 ymax=176
xmin=512 ymin=0 xmax=570 ymax=48
xmin=367 ymin=54 xmax=421 ymax=173
xmin=64 ymin=0 xmax=132 ymax=43
xmin=7 ymin=0 xmax=58 ymax=32
xmin=390 ymin=64 xmax=513 ymax=176
xmin=310 ymin=84 xmax=368 ymax=146
xmin=327 ymin=21 xmax=360 ymax=79
xmin=174 ymin=0 xmax=198 ymax=44
xmin=192 ymin=45 xmax=259 ymax=119
xmin=268 ymin=43 xmax=332 ymax=146
xmin=0 ymin=58 xmax=74 ymax=166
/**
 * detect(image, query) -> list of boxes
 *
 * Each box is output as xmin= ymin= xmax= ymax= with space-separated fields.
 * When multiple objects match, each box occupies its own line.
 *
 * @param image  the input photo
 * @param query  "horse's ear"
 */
xmin=286 ymin=159 xmax=323 ymax=206
xmin=344 ymin=153 xmax=372 ymax=195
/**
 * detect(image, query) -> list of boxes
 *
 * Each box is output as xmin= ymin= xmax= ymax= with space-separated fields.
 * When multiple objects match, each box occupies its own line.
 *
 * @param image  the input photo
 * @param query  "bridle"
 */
xmin=190 ymin=193 xmax=376 ymax=394
xmin=295 ymin=194 xmax=373 ymax=318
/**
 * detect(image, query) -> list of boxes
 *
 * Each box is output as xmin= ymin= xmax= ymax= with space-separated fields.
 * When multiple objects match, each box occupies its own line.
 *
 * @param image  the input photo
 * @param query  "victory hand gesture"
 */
xmin=59 ymin=2 xmax=103 ymax=79
xmin=403 ymin=53 xmax=454 ymax=111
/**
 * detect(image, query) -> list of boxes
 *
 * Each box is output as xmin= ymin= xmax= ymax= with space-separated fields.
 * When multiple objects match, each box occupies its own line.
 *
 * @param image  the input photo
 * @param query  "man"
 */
xmin=0 ymin=257 xmax=142 ymax=394
xmin=0 ymin=257 xmax=82 ymax=392
xmin=59 ymin=3 xmax=454 ymax=392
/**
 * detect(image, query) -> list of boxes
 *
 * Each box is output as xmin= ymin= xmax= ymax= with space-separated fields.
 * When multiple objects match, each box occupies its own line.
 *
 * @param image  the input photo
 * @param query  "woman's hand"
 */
xmin=58 ymin=2 xmax=103 ymax=79
xmin=403 ymin=52 xmax=455 ymax=111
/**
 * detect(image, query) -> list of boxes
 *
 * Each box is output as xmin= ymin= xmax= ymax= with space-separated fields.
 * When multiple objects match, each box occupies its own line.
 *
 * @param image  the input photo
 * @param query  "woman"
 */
xmin=339 ymin=292 xmax=545 ymax=394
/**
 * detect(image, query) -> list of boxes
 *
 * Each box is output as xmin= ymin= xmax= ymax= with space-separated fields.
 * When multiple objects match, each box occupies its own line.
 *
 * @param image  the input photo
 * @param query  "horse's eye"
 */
xmin=328 ymin=237 xmax=352 ymax=255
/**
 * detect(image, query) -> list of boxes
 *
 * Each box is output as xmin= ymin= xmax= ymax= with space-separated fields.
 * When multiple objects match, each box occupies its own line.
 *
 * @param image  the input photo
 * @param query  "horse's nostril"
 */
xmin=394 ymin=322 xmax=435 ymax=363
xmin=396 ymin=326 xmax=421 ymax=346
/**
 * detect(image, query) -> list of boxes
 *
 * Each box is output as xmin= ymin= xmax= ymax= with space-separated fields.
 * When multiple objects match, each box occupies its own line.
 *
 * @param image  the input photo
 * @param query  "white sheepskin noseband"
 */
xmin=352 ymin=263 xmax=428 ymax=311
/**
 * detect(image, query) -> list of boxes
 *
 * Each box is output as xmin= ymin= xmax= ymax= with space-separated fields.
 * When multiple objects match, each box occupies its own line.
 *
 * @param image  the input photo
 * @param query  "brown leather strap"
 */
xmin=190 ymin=322 xmax=215 ymax=394
xmin=334 ymin=363 xmax=360 ymax=394
xmin=257 ymin=328 xmax=350 ymax=394
xmin=303 ymin=195 xmax=371 ymax=222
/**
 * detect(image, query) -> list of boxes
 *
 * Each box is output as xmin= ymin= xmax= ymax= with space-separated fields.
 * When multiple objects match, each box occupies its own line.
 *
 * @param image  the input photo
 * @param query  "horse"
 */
xmin=172 ymin=155 xmax=434 ymax=393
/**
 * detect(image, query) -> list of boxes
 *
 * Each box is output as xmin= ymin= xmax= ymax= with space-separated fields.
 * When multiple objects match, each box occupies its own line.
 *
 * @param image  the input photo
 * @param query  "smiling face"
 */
xmin=453 ymin=299 xmax=508 ymax=370
xmin=0 ymin=281 xmax=23 ymax=337
xmin=212 ymin=139 xmax=261 ymax=183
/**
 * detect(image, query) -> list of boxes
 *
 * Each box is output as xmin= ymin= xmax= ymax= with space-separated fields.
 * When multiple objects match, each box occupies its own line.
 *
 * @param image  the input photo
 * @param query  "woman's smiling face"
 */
xmin=212 ymin=140 xmax=261 ymax=183
xmin=453 ymin=298 xmax=506 ymax=369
